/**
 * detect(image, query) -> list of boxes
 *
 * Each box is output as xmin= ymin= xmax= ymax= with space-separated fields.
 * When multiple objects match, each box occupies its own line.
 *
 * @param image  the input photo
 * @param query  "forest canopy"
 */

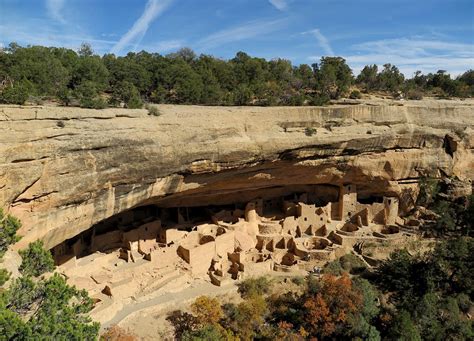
xmin=0 ymin=42 xmax=473 ymax=108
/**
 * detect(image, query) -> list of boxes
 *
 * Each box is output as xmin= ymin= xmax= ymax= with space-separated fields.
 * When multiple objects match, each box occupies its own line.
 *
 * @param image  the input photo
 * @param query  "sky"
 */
xmin=1 ymin=0 xmax=473 ymax=76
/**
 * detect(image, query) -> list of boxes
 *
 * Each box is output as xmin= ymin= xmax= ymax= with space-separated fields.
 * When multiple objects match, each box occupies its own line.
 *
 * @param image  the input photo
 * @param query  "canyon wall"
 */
xmin=0 ymin=99 xmax=473 ymax=249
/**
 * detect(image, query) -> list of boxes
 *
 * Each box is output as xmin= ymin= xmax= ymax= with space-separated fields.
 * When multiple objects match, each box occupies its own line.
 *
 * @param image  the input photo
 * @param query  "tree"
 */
xmin=19 ymin=240 xmax=55 ymax=277
xmin=182 ymin=324 xmax=225 ymax=341
xmin=168 ymin=47 xmax=197 ymax=64
xmin=191 ymin=296 xmax=223 ymax=326
xmin=223 ymin=295 xmax=268 ymax=340
xmin=387 ymin=310 xmax=421 ymax=341
xmin=0 ymin=269 xmax=10 ymax=286
xmin=110 ymin=81 xmax=142 ymax=108
xmin=433 ymin=237 xmax=474 ymax=297
xmin=168 ymin=61 xmax=203 ymax=104
xmin=313 ymin=57 xmax=353 ymax=99
xmin=31 ymin=274 xmax=99 ymax=339
xmin=294 ymin=64 xmax=315 ymax=89
xmin=347 ymin=278 xmax=381 ymax=340
xmin=302 ymin=273 xmax=362 ymax=338
xmin=356 ymin=65 xmax=378 ymax=91
xmin=71 ymin=55 xmax=109 ymax=92
xmin=0 ymin=208 xmax=21 ymax=258
xmin=237 ymin=276 xmax=272 ymax=299
xmin=78 ymin=43 xmax=94 ymax=57
xmin=73 ymin=81 xmax=107 ymax=109
xmin=2 ymin=274 xmax=100 ymax=339
xmin=433 ymin=200 xmax=457 ymax=235
xmin=416 ymin=177 xmax=440 ymax=207
xmin=0 ymin=80 xmax=30 ymax=105
xmin=377 ymin=63 xmax=404 ymax=92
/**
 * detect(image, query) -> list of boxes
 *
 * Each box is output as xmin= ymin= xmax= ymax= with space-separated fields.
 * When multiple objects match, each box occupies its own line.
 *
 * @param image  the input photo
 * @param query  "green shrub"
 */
xmin=237 ymin=277 xmax=272 ymax=298
xmin=74 ymin=81 xmax=107 ymax=109
xmin=126 ymin=93 xmax=143 ymax=109
xmin=309 ymin=94 xmax=330 ymax=106
xmin=19 ymin=240 xmax=55 ymax=277
xmin=349 ymin=90 xmax=362 ymax=99
xmin=340 ymin=253 xmax=367 ymax=274
xmin=323 ymin=259 xmax=344 ymax=275
xmin=57 ymin=88 xmax=73 ymax=106
xmin=146 ymin=104 xmax=161 ymax=116
xmin=291 ymin=276 xmax=305 ymax=286
xmin=0 ymin=81 xmax=30 ymax=105
xmin=416 ymin=177 xmax=440 ymax=207
xmin=0 ymin=268 xmax=10 ymax=286
xmin=182 ymin=324 xmax=224 ymax=341
xmin=305 ymin=127 xmax=317 ymax=136
xmin=0 ymin=208 xmax=21 ymax=258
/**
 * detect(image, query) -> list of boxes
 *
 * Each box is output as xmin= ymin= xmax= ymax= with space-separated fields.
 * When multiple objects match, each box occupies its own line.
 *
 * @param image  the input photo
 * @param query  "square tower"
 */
xmin=383 ymin=197 xmax=399 ymax=225
xmin=338 ymin=184 xmax=357 ymax=221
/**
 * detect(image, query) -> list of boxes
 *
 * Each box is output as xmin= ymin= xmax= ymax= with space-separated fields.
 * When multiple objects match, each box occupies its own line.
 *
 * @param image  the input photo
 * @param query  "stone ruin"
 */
xmin=51 ymin=184 xmax=409 ymax=288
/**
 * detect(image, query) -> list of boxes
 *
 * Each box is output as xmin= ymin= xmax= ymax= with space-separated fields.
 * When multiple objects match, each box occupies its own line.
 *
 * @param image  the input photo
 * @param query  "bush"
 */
xmin=74 ymin=81 xmax=107 ymax=109
xmin=416 ymin=177 xmax=440 ymax=207
xmin=291 ymin=276 xmax=305 ymax=286
xmin=309 ymin=94 xmax=330 ymax=106
xmin=126 ymin=92 xmax=142 ymax=109
xmin=0 ymin=208 xmax=21 ymax=258
xmin=110 ymin=81 xmax=143 ymax=108
xmin=146 ymin=104 xmax=161 ymax=116
xmin=323 ymin=259 xmax=344 ymax=275
xmin=19 ymin=240 xmax=55 ymax=277
xmin=305 ymin=127 xmax=317 ymax=136
xmin=237 ymin=277 xmax=272 ymax=298
xmin=57 ymin=88 xmax=73 ymax=106
xmin=182 ymin=324 xmax=224 ymax=341
xmin=0 ymin=268 xmax=10 ymax=286
xmin=349 ymin=90 xmax=362 ymax=99
xmin=0 ymin=81 xmax=30 ymax=105
xmin=340 ymin=253 xmax=367 ymax=274
xmin=405 ymin=89 xmax=423 ymax=100
xmin=191 ymin=296 xmax=223 ymax=325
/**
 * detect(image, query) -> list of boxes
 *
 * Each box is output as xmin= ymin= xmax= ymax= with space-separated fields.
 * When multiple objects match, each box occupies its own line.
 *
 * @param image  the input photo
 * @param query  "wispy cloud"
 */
xmin=46 ymin=0 xmax=66 ymax=24
xmin=268 ymin=0 xmax=288 ymax=11
xmin=146 ymin=39 xmax=183 ymax=53
xmin=110 ymin=0 xmax=173 ymax=55
xmin=304 ymin=28 xmax=334 ymax=56
xmin=197 ymin=19 xmax=286 ymax=50
xmin=308 ymin=36 xmax=474 ymax=76
xmin=347 ymin=37 xmax=474 ymax=76
xmin=0 ymin=19 xmax=116 ymax=54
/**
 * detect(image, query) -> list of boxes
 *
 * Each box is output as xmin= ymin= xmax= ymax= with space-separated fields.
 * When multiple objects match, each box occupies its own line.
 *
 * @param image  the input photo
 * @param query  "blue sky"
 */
xmin=1 ymin=0 xmax=473 ymax=75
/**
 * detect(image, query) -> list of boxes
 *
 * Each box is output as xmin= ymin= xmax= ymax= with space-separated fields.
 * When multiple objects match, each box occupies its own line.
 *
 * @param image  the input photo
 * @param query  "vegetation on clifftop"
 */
xmin=1 ymin=43 xmax=473 ymax=108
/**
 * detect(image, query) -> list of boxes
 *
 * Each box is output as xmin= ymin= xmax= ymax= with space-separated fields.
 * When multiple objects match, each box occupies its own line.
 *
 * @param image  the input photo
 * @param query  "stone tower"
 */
xmin=338 ymin=184 xmax=357 ymax=221
xmin=383 ymin=197 xmax=399 ymax=225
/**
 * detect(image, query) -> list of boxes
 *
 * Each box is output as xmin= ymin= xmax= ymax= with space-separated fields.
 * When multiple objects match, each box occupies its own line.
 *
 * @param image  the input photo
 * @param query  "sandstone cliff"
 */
xmin=1 ymin=99 xmax=473 ymax=249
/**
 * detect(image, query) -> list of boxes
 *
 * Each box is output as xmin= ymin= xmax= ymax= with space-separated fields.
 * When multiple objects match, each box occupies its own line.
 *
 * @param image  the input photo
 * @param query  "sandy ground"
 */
xmin=101 ymin=271 xmax=308 ymax=340
xmin=101 ymin=279 xmax=239 ymax=340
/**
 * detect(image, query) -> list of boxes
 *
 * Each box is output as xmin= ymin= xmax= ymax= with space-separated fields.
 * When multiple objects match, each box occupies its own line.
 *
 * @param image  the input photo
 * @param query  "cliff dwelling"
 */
xmin=50 ymin=183 xmax=412 ymax=308
xmin=2 ymin=101 xmax=472 ymax=329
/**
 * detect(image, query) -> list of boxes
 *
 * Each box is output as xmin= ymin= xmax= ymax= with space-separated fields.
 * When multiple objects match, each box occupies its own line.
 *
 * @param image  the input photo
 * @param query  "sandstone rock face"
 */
xmin=1 ymin=99 xmax=473 ymax=249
